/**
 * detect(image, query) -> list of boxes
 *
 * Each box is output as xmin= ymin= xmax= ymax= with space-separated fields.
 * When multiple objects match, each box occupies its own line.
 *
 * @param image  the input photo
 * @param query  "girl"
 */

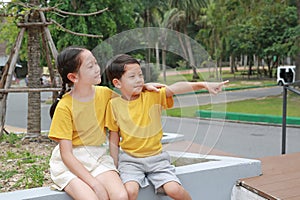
xmin=48 ymin=47 xmax=167 ymax=200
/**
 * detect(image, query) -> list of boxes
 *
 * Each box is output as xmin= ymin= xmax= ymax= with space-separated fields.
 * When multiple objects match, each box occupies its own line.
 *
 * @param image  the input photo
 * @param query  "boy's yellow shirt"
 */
xmin=106 ymin=88 xmax=174 ymax=157
xmin=49 ymin=86 xmax=114 ymax=146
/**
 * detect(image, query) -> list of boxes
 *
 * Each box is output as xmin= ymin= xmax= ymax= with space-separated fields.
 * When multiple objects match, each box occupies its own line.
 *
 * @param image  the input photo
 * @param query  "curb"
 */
xmin=196 ymin=110 xmax=300 ymax=126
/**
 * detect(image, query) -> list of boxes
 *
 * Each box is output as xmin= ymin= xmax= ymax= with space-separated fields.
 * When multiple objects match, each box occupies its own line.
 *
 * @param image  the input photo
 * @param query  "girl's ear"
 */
xmin=67 ymin=73 xmax=78 ymax=83
xmin=112 ymin=78 xmax=121 ymax=88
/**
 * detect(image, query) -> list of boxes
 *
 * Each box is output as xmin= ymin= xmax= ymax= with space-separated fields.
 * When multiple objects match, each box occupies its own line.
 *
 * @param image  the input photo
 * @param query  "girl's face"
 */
xmin=116 ymin=63 xmax=144 ymax=100
xmin=76 ymin=50 xmax=101 ymax=85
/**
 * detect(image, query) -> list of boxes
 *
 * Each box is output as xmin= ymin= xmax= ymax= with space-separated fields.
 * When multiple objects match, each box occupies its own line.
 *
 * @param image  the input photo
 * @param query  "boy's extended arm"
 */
xmin=109 ymin=131 xmax=120 ymax=167
xmin=166 ymin=80 xmax=229 ymax=97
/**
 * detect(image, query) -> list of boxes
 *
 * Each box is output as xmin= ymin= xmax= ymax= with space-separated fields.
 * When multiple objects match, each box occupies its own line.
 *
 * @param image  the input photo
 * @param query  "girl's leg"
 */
xmin=124 ymin=181 xmax=140 ymax=200
xmin=163 ymin=181 xmax=192 ymax=200
xmin=96 ymin=170 xmax=128 ymax=200
xmin=64 ymin=177 xmax=101 ymax=200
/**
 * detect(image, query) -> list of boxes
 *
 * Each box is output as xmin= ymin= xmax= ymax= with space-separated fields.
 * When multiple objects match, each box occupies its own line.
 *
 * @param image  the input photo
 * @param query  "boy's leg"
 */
xmin=96 ymin=170 xmax=128 ymax=200
xmin=124 ymin=181 xmax=140 ymax=200
xmin=163 ymin=181 xmax=192 ymax=200
xmin=64 ymin=177 xmax=101 ymax=200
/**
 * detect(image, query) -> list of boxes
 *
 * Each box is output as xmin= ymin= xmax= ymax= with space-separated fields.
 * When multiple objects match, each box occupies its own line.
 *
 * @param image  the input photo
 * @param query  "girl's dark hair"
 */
xmin=105 ymin=54 xmax=140 ymax=84
xmin=49 ymin=46 xmax=85 ymax=118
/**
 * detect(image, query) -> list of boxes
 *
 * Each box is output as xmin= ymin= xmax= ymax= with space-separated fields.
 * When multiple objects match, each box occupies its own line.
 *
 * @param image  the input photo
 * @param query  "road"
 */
xmin=4 ymin=86 xmax=300 ymax=158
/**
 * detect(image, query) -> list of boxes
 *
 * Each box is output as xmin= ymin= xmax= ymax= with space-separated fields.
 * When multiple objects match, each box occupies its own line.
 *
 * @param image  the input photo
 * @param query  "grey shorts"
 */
xmin=118 ymin=151 xmax=181 ymax=191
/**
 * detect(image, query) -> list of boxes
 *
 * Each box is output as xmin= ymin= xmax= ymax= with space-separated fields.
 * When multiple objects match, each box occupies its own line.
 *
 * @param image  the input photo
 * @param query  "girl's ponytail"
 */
xmin=49 ymin=82 xmax=70 ymax=118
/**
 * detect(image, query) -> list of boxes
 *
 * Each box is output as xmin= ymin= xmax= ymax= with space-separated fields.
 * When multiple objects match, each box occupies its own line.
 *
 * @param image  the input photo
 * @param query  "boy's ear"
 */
xmin=67 ymin=73 xmax=78 ymax=83
xmin=112 ymin=78 xmax=121 ymax=88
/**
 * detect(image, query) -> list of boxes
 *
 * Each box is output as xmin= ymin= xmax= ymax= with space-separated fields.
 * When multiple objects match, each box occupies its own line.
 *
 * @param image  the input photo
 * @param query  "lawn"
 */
xmin=158 ymin=68 xmax=299 ymax=118
xmin=166 ymin=93 xmax=300 ymax=118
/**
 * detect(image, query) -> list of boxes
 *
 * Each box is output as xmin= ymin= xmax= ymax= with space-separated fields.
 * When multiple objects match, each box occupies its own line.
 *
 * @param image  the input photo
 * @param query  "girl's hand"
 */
xmin=92 ymin=180 xmax=109 ymax=199
xmin=206 ymin=80 xmax=229 ymax=95
xmin=144 ymin=82 xmax=166 ymax=92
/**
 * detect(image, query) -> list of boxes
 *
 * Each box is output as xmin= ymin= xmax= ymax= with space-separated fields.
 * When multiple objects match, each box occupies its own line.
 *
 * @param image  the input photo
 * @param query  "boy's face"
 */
xmin=115 ymin=63 xmax=144 ymax=100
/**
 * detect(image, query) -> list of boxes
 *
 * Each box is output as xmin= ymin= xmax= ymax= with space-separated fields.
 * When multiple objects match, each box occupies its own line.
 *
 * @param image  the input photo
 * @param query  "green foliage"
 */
xmin=0 ymin=133 xmax=22 ymax=145
xmin=0 ymin=170 xmax=18 ymax=180
xmin=0 ymin=148 xmax=51 ymax=190
xmin=22 ymin=165 xmax=45 ymax=189
xmin=48 ymin=0 xmax=138 ymax=51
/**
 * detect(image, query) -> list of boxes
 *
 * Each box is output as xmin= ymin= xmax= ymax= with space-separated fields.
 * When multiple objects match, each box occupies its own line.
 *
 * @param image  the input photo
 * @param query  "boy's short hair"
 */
xmin=106 ymin=54 xmax=140 ymax=83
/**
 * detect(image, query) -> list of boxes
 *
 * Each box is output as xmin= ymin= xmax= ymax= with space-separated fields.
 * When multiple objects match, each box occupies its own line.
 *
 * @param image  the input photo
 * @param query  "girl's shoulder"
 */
xmin=94 ymin=85 xmax=116 ymax=101
xmin=94 ymin=85 xmax=111 ymax=91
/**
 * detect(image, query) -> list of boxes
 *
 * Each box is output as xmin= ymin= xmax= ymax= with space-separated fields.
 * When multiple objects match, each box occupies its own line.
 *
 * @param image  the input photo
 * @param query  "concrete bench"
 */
xmin=0 ymin=151 xmax=261 ymax=200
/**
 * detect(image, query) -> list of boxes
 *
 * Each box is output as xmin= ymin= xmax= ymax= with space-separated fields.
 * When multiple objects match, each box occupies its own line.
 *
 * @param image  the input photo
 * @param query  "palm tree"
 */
xmin=151 ymin=7 xmax=186 ymax=82
xmin=138 ymin=0 xmax=167 ymax=81
xmin=26 ymin=0 xmax=42 ymax=137
xmin=169 ymin=0 xmax=208 ymax=80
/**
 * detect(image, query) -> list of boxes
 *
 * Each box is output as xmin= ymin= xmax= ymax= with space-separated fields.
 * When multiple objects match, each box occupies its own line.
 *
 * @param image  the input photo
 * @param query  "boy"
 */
xmin=105 ymin=54 xmax=228 ymax=200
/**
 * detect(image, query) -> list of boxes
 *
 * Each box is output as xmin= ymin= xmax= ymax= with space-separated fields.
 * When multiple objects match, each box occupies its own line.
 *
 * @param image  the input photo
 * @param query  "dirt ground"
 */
xmin=0 ymin=133 xmax=57 ymax=193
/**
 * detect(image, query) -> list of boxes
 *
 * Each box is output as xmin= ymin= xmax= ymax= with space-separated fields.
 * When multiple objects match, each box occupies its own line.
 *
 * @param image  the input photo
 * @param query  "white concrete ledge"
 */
xmin=0 ymin=151 xmax=261 ymax=200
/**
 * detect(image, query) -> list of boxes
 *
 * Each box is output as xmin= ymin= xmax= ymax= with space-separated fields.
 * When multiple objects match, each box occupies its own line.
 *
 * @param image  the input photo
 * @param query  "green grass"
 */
xmin=166 ymin=93 xmax=300 ymax=118
xmin=0 ymin=133 xmax=53 ymax=191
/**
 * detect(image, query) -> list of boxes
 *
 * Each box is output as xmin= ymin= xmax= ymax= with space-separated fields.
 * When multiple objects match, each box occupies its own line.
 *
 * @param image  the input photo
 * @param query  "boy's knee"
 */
xmin=163 ymin=182 xmax=187 ymax=198
xmin=127 ymin=187 xmax=139 ymax=199
xmin=125 ymin=182 xmax=139 ymax=199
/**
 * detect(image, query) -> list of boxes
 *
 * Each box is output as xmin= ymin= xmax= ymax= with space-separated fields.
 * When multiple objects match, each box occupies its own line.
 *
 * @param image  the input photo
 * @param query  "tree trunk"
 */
xmin=229 ymin=55 xmax=235 ymax=73
xmin=183 ymin=27 xmax=199 ymax=80
xmin=155 ymin=42 xmax=160 ymax=70
xmin=26 ymin=1 xmax=42 ymax=137
xmin=162 ymin=50 xmax=166 ymax=83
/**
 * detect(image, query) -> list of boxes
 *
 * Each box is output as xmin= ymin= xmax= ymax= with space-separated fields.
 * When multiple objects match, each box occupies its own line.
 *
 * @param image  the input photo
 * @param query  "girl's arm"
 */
xmin=59 ymin=139 xmax=108 ymax=199
xmin=109 ymin=131 xmax=120 ymax=167
xmin=166 ymin=80 xmax=229 ymax=97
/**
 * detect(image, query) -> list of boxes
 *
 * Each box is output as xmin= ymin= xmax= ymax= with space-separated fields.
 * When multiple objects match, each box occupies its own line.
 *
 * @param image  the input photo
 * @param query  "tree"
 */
xmin=0 ymin=0 xmax=118 ymax=136
xmin=47 ymin=0 xmax=138 ymax=51
xmin=169 ymin=0 xmax=208 ymax=80
xmin=27 ymin=0 xmax=42 ymax=137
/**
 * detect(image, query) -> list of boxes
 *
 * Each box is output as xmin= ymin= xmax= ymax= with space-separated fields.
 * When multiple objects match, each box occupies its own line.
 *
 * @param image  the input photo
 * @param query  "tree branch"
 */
xmin=51 ymin=19 xmax=103 ymax=38
xmin=41 ymin=7 xmax=108 ymax=16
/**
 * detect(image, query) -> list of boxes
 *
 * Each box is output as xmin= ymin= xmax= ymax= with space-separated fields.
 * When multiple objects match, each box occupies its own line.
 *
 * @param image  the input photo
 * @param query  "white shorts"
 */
xmin=50 ymin=145 xmax=117 ymax=190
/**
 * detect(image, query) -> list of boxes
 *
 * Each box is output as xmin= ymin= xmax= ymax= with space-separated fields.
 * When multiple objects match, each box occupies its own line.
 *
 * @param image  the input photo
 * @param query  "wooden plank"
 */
xmin=240 ymin=152 xmax=300 ymax=200
xmin=0 ymin=27 xmax=25 ymax=136
xmin=243 ymin=171 xmax=300 ymax=186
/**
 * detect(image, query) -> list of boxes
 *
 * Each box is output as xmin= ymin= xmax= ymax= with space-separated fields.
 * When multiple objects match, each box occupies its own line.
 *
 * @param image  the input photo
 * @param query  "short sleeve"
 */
xmin=105 ymin=100 xmax=119 ymax=132
xmin=48 ymin=103 xmax=73 ymax=142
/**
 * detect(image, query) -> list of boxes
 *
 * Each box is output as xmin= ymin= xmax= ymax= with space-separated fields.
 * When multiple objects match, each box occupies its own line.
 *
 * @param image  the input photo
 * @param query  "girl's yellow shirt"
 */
xmin=49 ymin=86 xmax=114 ymax=146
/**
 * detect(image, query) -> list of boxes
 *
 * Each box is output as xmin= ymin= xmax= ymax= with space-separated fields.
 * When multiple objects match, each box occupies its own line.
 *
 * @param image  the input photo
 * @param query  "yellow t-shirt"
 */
xmin=49 ymin=86 xmax=114 ymax=146
xmin=105 ymin=88 xmax=174 ymax=157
